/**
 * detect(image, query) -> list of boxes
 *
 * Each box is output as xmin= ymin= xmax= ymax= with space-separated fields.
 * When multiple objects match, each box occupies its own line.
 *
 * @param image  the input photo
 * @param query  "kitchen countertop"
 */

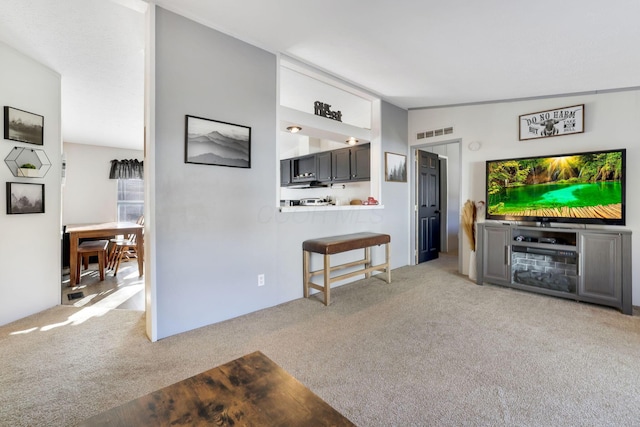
xmin=280 ymin=204 xmax=384 ymax=213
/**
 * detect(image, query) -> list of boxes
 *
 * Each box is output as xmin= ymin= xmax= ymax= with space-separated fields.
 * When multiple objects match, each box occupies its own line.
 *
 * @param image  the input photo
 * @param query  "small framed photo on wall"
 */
xmin=4 ymin=106 xmax=44 ymax=145
xmin=6 ymin=182 xmax=45 ymax=214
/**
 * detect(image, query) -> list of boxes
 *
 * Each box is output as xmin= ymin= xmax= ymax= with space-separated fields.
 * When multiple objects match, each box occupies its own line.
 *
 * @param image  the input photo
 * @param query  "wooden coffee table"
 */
xmin=78 ymin=351 xmax=355 ymax=426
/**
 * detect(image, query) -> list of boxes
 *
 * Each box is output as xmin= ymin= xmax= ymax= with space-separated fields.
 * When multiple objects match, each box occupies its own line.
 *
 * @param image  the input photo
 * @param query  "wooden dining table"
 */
xmin=66 ymin=221 xmax=144 ymax=286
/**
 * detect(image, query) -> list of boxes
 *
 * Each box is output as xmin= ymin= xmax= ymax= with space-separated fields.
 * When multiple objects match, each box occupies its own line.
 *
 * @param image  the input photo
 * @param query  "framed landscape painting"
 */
xmin=184 ymin=115 xmax=251 ymax=168
xmin=4 ymin=106 xmax=44 ymax=145
xmin=6 ymin=182 xmax=45 ymax=214
xmin=385 ymin=152 xmax=407 ymax=182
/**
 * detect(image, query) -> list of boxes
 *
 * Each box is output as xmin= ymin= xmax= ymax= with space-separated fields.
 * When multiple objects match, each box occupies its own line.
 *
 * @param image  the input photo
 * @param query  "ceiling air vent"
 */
xmin=417 ymin=126 xmax=454 ymax=139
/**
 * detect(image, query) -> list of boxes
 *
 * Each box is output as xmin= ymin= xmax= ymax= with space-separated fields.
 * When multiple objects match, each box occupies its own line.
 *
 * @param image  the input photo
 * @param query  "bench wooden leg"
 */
xmin=385 ymin=242 xmax=391 ymax=283
xmin=364 ymin=247 xmax=371 ymax=279
xmin=303 ymin=250 xmax=310 ymax=298
xmin=323 ymin=254 xmax=330 ymax=306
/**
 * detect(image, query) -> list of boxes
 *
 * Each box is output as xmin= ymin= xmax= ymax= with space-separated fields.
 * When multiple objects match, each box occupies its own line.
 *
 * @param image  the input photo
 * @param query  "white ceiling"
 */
xmin=1 ymin=0 xmax=639 ymax=151
xmin=0 ymin=0 xmax=146 ymax=150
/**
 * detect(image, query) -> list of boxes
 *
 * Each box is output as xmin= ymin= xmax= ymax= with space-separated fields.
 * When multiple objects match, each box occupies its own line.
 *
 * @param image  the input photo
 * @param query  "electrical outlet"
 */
xmin=258 ymin=274 xmax=265 ymax=286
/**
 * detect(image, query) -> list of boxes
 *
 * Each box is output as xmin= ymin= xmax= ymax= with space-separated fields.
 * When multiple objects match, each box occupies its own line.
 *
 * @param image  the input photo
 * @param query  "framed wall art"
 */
xmin=4 ymin=106 xmax=44 ymax=145
xmin=519 ymin=104 xmax=584 ymax=141
xmin=385 ymin=152 xmax=407 ymax=182
xmin=184 ymin=115 xmax=251 ymax=168
xmin=6 ymin=182 xmax=45 ymax=214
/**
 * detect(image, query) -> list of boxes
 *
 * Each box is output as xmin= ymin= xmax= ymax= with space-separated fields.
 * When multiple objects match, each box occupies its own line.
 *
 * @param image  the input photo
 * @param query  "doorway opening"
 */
xmin=61 ymin=167 xmax=145 ymax=312
xmin=410 ymin=140 xmax=462 ymax=270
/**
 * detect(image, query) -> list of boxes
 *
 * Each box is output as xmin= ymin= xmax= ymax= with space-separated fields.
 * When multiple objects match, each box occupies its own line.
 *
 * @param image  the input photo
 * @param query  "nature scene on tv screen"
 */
xmin=487 ymin=151 xmax=623 ymax=220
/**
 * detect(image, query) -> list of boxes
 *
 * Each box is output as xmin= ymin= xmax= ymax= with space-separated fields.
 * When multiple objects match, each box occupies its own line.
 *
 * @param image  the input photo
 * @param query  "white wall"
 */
xmin=409 ymin=90 xmax=640 ymax=305
xmin=380 ymin=102 xmax=411 ymax=266
xmin=0 ymin=41 xmax=62 ymax=326
xmin=280 ymin=66 xmax=372 ymax=129
xmin=154 ymin=7 xmax=277 ymax=338
xmin=62 ymin=142 xmax=143 ymax=225
xmin=152 ymin=7 xmax=410 ymax=339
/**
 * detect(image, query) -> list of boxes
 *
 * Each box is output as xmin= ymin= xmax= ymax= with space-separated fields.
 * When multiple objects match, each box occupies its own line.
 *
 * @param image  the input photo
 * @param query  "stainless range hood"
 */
xmin=286 ymin=181 xmax=328 ymax=189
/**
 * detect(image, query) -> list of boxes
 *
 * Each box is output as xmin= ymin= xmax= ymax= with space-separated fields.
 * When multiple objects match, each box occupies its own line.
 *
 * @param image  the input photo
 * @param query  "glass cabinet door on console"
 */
xmin=481 ymin=224 xmax=510 ymax=285
xmin=579 ymin=232 xmax=622 ymax=305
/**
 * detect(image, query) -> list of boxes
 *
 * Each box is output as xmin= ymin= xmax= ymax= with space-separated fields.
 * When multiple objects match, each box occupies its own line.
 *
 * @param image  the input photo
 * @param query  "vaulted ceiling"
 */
xmin=1 ymin=0 xmax=638 ymax=150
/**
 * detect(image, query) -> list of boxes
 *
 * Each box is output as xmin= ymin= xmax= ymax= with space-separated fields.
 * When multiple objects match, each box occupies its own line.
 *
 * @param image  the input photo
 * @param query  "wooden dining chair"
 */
xmin=107 ymin=215 xmax=144 ymax=276
xmin=76 ymin=240 xmax=109 ymax=284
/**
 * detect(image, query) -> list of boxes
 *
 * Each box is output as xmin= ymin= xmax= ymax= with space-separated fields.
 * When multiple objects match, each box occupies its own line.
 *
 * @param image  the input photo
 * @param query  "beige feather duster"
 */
xmin=462 ymin=199 xmax=477 ymax=252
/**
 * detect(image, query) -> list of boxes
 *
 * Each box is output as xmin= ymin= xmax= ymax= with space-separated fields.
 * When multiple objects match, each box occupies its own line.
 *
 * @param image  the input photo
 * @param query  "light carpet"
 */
xmin=1 ymin=253 xmax=639 ymax=426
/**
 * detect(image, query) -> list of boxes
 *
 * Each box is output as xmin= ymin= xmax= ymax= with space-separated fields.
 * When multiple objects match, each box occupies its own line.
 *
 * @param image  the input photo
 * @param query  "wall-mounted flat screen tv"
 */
xmin=486 ymin=148 xmax=626 ymax=225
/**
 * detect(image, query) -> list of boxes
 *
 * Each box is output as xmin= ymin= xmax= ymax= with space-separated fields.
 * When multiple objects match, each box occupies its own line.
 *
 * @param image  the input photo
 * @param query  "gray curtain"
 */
xmin=109 ymin=159 xmax=143 ymax=179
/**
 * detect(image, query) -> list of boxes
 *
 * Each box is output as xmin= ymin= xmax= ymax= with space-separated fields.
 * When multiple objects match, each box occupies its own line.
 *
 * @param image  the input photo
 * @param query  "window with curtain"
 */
xmin=109 ymin=159 xmax=143 ymax=179
xmin=117 ymin=179 xmax=144 ymax=222
xmin=110 ymin=159 xmax=144 ymax=222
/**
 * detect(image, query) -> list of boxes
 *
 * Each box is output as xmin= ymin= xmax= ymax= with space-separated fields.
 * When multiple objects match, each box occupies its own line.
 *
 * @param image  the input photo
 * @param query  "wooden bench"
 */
xmin=303 ymin=232 xmax=391 ymax=306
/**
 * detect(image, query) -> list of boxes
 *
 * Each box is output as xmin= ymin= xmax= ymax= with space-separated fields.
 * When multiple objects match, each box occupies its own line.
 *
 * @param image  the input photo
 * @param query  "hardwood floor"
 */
xmin=61 ymin=260 xmax=144 ymax=311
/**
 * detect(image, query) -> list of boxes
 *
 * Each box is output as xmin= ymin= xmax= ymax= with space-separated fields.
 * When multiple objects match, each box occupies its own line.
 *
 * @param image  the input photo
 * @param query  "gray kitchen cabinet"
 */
xmin=291 ymin=155 xmax=317 ymax=183
xmin=350 ymin=144 xmax=370 ymax=181
xmin=332 ymin=148 xmax=351 ymax=182
xmin=280 ymin=154 xmax=319 ymax=186
xmin=316 ymin=151 xmax=332 ymax=182
xmin=280 ymin=159 xmax=292 ymax=186
xmin=281 ymin=144 xmax=371 ymax=186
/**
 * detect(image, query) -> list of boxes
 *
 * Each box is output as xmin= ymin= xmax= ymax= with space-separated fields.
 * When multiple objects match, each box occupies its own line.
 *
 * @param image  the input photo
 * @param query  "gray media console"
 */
xmin=476 ymin=222 xmax=632 ymax=315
